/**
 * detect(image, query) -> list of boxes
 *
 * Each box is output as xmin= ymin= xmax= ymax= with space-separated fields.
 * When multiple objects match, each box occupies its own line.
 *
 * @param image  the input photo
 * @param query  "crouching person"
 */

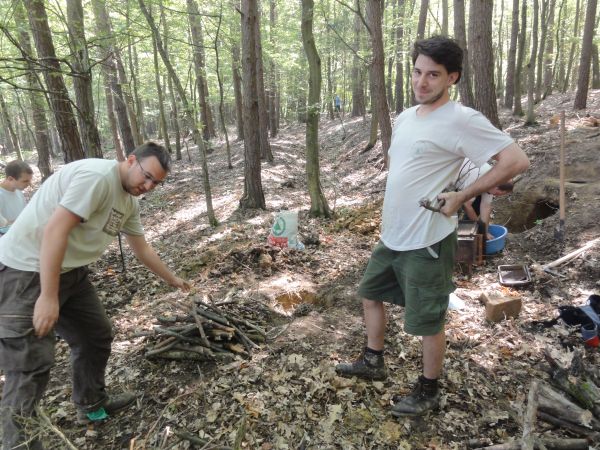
xmin=0 ymin=142 xmax=190 ymax=449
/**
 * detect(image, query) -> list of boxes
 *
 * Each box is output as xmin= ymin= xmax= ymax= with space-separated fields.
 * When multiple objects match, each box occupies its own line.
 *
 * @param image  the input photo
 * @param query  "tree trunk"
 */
xmin=562 ymin=0 xmax=581 ymax=92
xmin=394 ymin=0 xmax=405 ymax=114
xmin=126 ymin=4 xmax=146 ymax=143
xmin=416 ymin=0 xmax=428 ymax=40
xmin=504 ymin=0 xmax=519 ymax=108
xmin=327 ymin=56 xmax=335 ymax=120
xmin=351 ymin=0 xmax=365 ymax=117
xmin=239 ymin=0 xmax=266 ymax=209
xmin=542 ymin=0 xmax=556 ymax=99
xmin=495 ymin=0 xmax=504 ymax=97
xmin=513 ymin=0 xmax=527 ymax=116
xmin=386 ymin=2 xmax=394 ymax=109
xmin=454 ymin=0 xmax=474 ymax=108
xmin=139 ymin=0 xmax=218 ymax=226
xmin=23 ymin=0 xmax=85 ymax=163
xmin=573 ymin=0 xmax=598 ymax=109
xmin=152 ymin=35 xmax=171 ymax=152
xmin=534 ymin=0 xmax=548 ymax=103
xmin=525 ymin=0 xmax=539 ymax=125
xmin=366 ymin=0 xmax=392 ymax=166
xmin=213 ymin=6 xmax=232 ymax=169
xmin=91 ymin=0 xmax=135 ymax=155
xmin=0 ymin=94 xmax=22 ymax=160
xmin=14 ymin=1 xmax=53 ymax=178
xmin=268 ymin=0 xmax=279 ymax=137
xmin=161 ymin=0 xmax=179 ymax=156
xmin=301 ymin=0 xmax=332 ymax=218
xmin=253 ymin=2 xmax=273 ymax=162
xmin=469 ymin=0 xmax=501 ymax=128
xmin=232 ymin=43 xmax=244 ymax=140
xmin=66 ymin=0 xmax=102 ymax=158
xmin=592 ymin=45 xmax=600 ymax=89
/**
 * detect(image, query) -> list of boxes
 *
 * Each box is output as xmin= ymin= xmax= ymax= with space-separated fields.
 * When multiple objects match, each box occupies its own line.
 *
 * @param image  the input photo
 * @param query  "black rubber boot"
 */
xmin=391 ymin=376 xmax=440 ymax=417
xmin=335 ymin=350 xmax=387 ymax=381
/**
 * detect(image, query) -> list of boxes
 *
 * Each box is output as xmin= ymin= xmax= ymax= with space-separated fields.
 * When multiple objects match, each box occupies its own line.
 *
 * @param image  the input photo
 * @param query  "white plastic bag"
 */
xmin=267 ymin=210 xmax=304 ymax=250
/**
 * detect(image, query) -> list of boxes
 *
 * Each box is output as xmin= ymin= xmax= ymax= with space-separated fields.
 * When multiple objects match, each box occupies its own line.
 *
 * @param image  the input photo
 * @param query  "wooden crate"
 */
xmin=455 ymin=220 xmax=484 ymax=268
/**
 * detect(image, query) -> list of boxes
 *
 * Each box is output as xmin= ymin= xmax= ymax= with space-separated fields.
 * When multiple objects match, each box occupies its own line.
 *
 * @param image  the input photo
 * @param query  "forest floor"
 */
xmin=15 ymin=90 xmax=600 ymax=449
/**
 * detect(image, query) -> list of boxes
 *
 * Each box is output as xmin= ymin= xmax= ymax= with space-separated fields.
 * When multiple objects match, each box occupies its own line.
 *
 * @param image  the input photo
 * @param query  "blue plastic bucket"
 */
xmin=485 ymin=224 xmax=508 ymax=255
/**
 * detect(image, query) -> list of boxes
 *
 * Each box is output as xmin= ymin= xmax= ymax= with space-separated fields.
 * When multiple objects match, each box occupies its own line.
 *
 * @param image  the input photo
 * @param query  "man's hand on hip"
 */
xmin=33 ymin=294 xmax=59 ymax=337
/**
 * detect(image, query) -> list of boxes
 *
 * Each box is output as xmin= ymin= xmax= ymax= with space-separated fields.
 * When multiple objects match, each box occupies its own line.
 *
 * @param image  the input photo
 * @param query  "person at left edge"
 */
xmin=0 ymin=142 xmax=190 ymax=450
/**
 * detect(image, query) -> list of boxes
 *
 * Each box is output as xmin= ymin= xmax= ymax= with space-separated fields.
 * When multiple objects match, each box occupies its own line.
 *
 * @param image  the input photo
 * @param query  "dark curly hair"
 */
xmin=411 ymin=36 xmax=464 ymax=84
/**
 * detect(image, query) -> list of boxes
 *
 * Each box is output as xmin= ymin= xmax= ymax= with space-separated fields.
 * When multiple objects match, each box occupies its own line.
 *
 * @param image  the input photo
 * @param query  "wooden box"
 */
xmin=456 ymin=220 xmax=483 ymax=266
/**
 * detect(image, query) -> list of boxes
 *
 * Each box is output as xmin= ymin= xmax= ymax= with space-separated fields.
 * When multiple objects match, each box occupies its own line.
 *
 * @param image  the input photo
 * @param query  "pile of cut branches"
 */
xmin=140 ymin=295 xmax=267 ymax=362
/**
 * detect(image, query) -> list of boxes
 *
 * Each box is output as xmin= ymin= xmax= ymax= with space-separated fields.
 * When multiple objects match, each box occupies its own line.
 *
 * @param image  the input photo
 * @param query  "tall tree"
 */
xmin=13 ymin=0 xmax=53 ymax=178
xmin=534 ymin=0 xmax=548 ymax=102
xmin=366 ymin=0 xmax=392 ymax=165
xmin=351 ymin=0 xmax=366 ymax=117
xmin=91 ymin=0 xmax=136 ymax=155
xmin=161 ymin=0 xmax=181 ymax=159
xmin=416 ymin=0 xmax=428 ymax=40
xmin=562 ymin=0 xmax=581 ymax=92
xmin=232 ymin=43 xmax=244 ymax=140
xmin=394 ymin=0 xmax=405 ymax=114
xmin=23 ymin=0 xmax=85 ymax=162
xmin=469 ymin=0 xmax=501 ymax=128
xmin=66 ymin=0 xmax=102 ymax=158
xmin=213 ymin=4 xmax=232 ymax=169
xmin=525 ymin=0 xmax=539 ymax=124
xmin=301 ymin=0 xmax=331 ymax=218
xmin=268 ymin=0 xmax=279 ymax=137
xmin=513 ymin=0 xmax=527 ymax=116
xmin=0 ymin=93 xmax=22 ymax=160
xmin=573 ymin=0 xmax=598 ymax=109
xmin=542 ymin=0 xmax=556 ymax=99
xmin=138 ymin=0 xmax=218 ymax=226
xmin=253 ymin=1 xmax=273 ymax=161
xmin=454 ymin=0 xmax=474 ymax=107
xmin=239 ymin=0 xmax=266 ymax=209
xmin=504 ymin=0 xmax=519 ymax=108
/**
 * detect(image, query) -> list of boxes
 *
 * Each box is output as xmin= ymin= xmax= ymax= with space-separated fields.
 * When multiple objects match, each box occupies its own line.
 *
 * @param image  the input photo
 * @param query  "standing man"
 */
xmin=334 ymin=94 xmax=342 ymax=115
xmin=0 ymin=160 xmax=33 ymax=230
xmin=0 ymin=142 xmax=190 ymax=449
xmin=335 ymin=36 xmax=529 ymax=417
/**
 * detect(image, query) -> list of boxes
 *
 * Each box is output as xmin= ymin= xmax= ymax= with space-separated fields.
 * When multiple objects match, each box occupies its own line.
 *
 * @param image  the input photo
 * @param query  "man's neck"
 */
xmin=416 ymin=96 xmax=451 ymax=117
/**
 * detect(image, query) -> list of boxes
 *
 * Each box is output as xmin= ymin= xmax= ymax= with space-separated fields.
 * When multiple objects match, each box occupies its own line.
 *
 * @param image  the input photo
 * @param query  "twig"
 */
xmin=34 ymin=405 xmax=78 ymax=450
xmin=522 ymin=381 xmax=539 ymax=450
xmin=190 ymin=297 xmax=213 ymax=350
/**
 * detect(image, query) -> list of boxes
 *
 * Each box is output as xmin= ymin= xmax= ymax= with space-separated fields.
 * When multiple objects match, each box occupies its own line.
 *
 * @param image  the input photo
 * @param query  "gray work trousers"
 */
xmin=0 ymin=264 xmax=114 ymax=449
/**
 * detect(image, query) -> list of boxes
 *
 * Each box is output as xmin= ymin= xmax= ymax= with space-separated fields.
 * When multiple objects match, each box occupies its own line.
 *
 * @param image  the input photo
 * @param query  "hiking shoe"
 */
xmin=76 ymin=391 xmax=137 ymax=424
xmin=335 ymin=351 xmax=387 ymax=381
xmin=391 ymin=377 xmax=440 ymax=417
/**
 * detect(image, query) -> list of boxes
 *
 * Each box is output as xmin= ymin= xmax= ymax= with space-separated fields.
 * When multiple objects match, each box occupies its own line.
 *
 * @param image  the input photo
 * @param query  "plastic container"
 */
xmin=498 ymin=264 xmax=532 ymax=287
xmin=485 ymin=224 xmax=508 ymax=255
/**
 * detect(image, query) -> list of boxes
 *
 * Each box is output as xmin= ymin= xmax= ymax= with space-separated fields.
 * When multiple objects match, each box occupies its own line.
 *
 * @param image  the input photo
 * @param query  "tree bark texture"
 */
xmin=239 ymin=0 xmax=266 ymax=209
xmin=416 ymin=0 xmax=428 ymax=40
xmin=14 ymin=0 xmax=53 ymax=178
xmin=573 ymin=0 xmax=598 ymax=109
xmin=268 ymin=0 xmax=279 ymax=137
xmin=542 ymin=0 xmax=556 ymax=99
xmin=513 ymin=0 xmax=527 ymax=116
xmin=453 ymin=0 xmax=474 ymax=108
xmin=23 ymin=0 xmax=85 ymax=163
xmin=504 ymin=0 xmax=519 ymax=108
xmin=232 ymin=44 xmax=245 ymax=140
xmin=525 ymin=0 xmax=539 ymax=124
xmin=351 ymin=0 xmax=365 ymax=117
xmin=253 ymin=2 xmax=273 ymax=162
xmin=66 ymin=0 xmax=102 ymax=158
xmin=394 ymin=0 xmax=405 ymax=114
xmin=562 ymin=0 xmax=580 ymax=92
xmin=301 ymin=0 xmax=331 ymax=218
xmin=366 ymin=0 xmax=392 ymax=165
xmin=0 ymin=94 xmax=22 ymax=160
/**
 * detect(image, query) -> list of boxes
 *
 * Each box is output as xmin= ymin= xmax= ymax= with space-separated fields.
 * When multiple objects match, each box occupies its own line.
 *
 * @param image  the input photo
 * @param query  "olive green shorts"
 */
xmin=357 ymin=232 xmax=457 ymax=336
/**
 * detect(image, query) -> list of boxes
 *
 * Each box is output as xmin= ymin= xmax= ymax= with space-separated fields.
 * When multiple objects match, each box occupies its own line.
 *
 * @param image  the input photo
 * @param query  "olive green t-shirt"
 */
xmin=0 ymin=159 xmax=143 ymax=272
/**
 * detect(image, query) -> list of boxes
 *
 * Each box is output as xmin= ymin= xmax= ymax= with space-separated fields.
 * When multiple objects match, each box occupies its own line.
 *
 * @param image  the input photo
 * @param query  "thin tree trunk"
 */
xmin=394 ymin=0 xmax=405 ymax=114
xmin=573 ymin=0 xmax=598 ymax=109
xmin=253 ymin=2 xmax=273 ymax=162
xmin=525 ymin=0 xmax=539 ymax=124
xmin=366 ymin=0 xmax=392 ymax=165
xmin=495 ymin=0 xmax=505 ymax=97
xmin=67 ymin=0 xmax=102 ymax=158
xmin=562 ymin=0 xmax=581 ymax=92
xmin=0 ymin=94 xmax=22 ymax=160
xmin=542 ymin=0 xmax=556 ymax=99
xmin=441 ymin=0 xmax=448 ymax=35
xmin=351 ymin=0 xmax=365 ymax=117
xmin=416 ymin=0 xmax=428 ymax=40
xmin=301 ymin=0 xmax=331 ymax=218
xmin=213 ymin=6 xmax=232 ymax=169
xmin=127 ymin=4 xmax=145 ymax=143
xmin=161 ymin=1 xmax=180 ymax=158
xmin=513 ymin=0 xmax=527 ymax=116
xmin=592 ymin=45 xmax=600 ymax=89
xmin=268 ymin=0 xmax=278 ymax=137
xmin=534 ymin=0 xmax=548 ymax=102
xmin=23 ymin=0 xmax=85 ymax=163
xmin=386 ymin=1 xmax=394 ymax=108
xmin=139 ymin=0 xmax=218 ymax=226
xmin=232 ymin=43 xmax=244 ymax=140
xmin=454 ymin=0 xmax=474 ymax=107
xmin=504 ymin=0 xmax=519 ymax=108
xmin=239 ymin=0 xmax=266 ymax=209
xmin=153 ymin=36 xmax=171 ymax=152
xmin=327 ymin=56 xmax=335 ymax=120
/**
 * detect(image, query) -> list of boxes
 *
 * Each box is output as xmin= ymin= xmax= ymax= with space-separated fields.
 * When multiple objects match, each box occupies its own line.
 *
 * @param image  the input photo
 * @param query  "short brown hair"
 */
xmin=5 ymin=160 xmax=33 ymax=179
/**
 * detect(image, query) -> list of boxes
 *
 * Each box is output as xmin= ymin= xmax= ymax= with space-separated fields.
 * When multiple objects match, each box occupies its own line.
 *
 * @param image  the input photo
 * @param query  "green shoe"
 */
xmin=391 ymin=377 xmax=440 ymax=417
xmin=335 ymin=350 xmax=387 ymax=381
xmin=77 ymin=391 xmax=137 ymax=424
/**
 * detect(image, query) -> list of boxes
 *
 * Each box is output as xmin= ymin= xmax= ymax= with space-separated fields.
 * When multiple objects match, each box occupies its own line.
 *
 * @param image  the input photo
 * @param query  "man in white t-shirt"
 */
xmin=456 ymin=159 xmax=514 ymax=239
xmin=0 ymin=160 xmax=33 ymax=230
xmin=0 ymin=142 xmax=190 ymax=449
xmin=335 ymin=36 xmax=529 ymax=417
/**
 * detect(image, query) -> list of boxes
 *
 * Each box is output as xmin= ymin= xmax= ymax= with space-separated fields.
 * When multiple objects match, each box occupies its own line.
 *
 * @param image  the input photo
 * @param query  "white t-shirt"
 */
xmin=0 ymin=187 xmax=26 ymax=226
xmin=380 ymin=101 xmax=514 ymax=251
xmin=0 ymin=159 xmax=144 ymax=272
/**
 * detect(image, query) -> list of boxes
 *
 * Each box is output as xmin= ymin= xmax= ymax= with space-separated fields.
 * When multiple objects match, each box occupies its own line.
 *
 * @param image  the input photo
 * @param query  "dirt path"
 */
xmin=31 ymin=92 xmax=600 ymax=449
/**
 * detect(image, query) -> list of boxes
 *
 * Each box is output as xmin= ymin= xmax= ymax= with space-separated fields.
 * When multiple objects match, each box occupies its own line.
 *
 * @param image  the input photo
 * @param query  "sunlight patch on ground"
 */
xmin=259 ymin=273 xmax=317 ymax=317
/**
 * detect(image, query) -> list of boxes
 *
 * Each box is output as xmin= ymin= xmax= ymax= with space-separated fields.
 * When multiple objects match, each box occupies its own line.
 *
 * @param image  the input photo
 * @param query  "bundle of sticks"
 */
xmin=140 ymin=295 xmax=267 ymax=362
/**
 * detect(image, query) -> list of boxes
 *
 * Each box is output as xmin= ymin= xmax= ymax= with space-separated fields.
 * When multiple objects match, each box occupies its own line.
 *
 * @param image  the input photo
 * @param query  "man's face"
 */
xmin=13 ymin=173 xmax=32 ymax=190
xmin=412 ymin=54 xmax=458 ymax=106
xmin=123 ymin=156 xmax=167 ymax=196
